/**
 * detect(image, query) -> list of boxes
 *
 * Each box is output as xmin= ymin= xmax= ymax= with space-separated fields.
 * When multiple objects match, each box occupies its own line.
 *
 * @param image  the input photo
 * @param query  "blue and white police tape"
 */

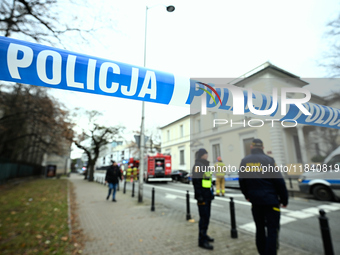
xmin=0 ymin=36 xmax=190 ymax=107
xmin=0 ymin=36 xmax=339 ymax=129
xmin=189 ymin=83 xmax=340 ymax=129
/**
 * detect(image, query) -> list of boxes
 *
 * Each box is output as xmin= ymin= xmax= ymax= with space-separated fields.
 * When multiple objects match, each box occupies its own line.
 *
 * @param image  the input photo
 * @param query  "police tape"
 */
xmin=0 ymin=36 xmax=191 ymax=107
xmin=0 ymin=36 xmax=339 ymax=129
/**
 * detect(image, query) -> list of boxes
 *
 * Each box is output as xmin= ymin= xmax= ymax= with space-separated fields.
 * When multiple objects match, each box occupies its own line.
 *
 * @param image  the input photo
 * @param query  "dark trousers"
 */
xmin=251 ymin=204 xmax=280 ymax=255
xmin=107 ymin=183 xmax=117 ymax=200
xmin=197 ymin=200 xmax=211 ymax=244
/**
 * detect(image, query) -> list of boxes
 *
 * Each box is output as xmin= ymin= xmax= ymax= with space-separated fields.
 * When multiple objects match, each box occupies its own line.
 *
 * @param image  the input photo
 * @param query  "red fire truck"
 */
xmin=144 ymin=153 xmax=172 ymax=183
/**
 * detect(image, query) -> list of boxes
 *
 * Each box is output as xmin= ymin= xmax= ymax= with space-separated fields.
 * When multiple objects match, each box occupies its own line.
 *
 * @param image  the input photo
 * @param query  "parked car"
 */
xmin=212 ymin=170 xmax=240 ymax=188
xmin=171 ymin=170 xmax=190 ymax=184
xmin=78 ymin=166 xmax=87 ymax=175
xmin=96 ymin=165 xmax=110 ymax=171
xmin=298 ymin=146 xmax=340 ymax=201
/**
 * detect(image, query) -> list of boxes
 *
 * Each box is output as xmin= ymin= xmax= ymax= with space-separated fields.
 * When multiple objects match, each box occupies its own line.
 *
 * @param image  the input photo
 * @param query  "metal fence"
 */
xmin=0 ymin=159 xmax=43 ymax=183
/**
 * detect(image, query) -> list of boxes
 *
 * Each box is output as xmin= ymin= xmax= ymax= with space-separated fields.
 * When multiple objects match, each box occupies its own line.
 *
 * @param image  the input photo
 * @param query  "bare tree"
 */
xmin=147 ymin=132 xmax=161 ymax=154
xmin=0 ymin=0 xmax=92 ymax=45
xmin=322 ymin=12 xmax=340 ymax=76
xmin=72 ymin=110 xmax=123 ymax=181
xmin=0 ymin=82 xmax=74 ymax=164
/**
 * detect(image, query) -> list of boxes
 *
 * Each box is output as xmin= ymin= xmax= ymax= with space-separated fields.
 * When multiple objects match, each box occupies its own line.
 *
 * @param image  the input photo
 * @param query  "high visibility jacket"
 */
xmin=215 ymin=161 xmax=226 ymax=178
xmin=202 ymin=172 xmax=212 ymax=188
xmin=192 ymin=158 xmax=214 ymax=201
xmin=132 ymin=167 xmax=138 ymax=180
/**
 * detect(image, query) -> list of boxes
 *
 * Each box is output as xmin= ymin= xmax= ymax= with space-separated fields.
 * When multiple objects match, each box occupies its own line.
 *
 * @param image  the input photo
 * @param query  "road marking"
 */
xmin=285 ymin=211 xmax=315 ymax=219
xmin=280 ymin=215 xmax=296 ymax=224
xmin=145 ymin=184 xmax=340 ymax=217
xmin=239 ymin=222 xmax=256 ymax=233
xmin=168 ymin=182 xmax=191 ymax=187
xmin=330 ymin=202 xmax=340 ymax=208
xmin=164 ymin=193 xmax=223 ymax=207
xmin=147 ymin=183 xmax=244 ymax=196
xmin=145 ymin=183 xmax=244 ymax=199
xmin=239 ymin=203 xmax=340 ymax=234
xmin=218 ymin=193 xmax=245 ymax=198
xmin=280 ymin=208 xmax=294 ymax=213
xmin=145 ymin=183 xmax=271 ymax=209
xmin=317 ymin=205 xmax=340 ymax=212
xmin=240 ymin=216 xmax=297 ymax=234
xmin=145 ymin=184 xmax=192 ymax=195
xmin=301 ymin=207 xmax=321 ymax=215
xmin=165 ymin=194 xmax=177 ymax=199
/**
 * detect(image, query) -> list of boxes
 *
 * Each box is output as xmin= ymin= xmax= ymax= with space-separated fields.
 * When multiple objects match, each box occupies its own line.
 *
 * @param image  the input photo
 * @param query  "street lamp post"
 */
xmin=138 ymin=5 xmax=175 ymax=203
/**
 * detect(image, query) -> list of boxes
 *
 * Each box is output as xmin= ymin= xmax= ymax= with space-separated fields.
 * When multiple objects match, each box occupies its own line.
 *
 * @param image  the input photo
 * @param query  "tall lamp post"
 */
xmin=138 ymin=5 xmax=175 ymax=203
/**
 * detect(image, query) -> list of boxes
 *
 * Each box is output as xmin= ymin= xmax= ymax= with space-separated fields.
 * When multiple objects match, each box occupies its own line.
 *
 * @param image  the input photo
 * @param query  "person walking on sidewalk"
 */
xmin=214 ymin=156 xmax=226 ymax=196
xmin=105 ymin=161 xmax=122 ymax=202
xmin=192 ymin=148 xmax=215 ymax=250
xmin=239 ymin=139 xmax=288 ymax=255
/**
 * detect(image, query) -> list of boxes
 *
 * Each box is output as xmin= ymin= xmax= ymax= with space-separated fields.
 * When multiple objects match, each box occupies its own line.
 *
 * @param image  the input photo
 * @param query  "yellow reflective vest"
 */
xmin=215 ymin=162 xmax=226 ymax=178
xmin=202 ymin=171 xmax=212 ymax=188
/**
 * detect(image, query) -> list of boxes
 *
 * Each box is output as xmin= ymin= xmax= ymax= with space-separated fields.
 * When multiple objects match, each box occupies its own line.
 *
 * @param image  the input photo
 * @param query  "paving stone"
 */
xmin=69 ymin=174 xmax=315 ymax=255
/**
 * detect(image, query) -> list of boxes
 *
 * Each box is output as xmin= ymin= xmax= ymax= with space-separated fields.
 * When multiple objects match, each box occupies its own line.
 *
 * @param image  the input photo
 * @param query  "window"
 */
xmin=315 ymin=143 xmax=320 ymax=156
xmin=243 ymin=138 xmax=254 ymax=157
xmin=196 ymin=120 xmax=201 ymax=133
xmin=327 ymin=155 xmax=340 ymax=169
xmin=167 ymin=130 xmax=170 ymax=141
xmin=212 ymin=144 xmax=220 ymax=162
xmin=212 ymin=112 xmax=217 ymax=121
xmin=180 ymin=150 xmax=185 ymax=165
xmin=103 ymin=157 xmax=105 ymax=165
xmin=293 ymin=135 xmax=302 ymax=163
xmin=180 ymin=125 xmax=184 ymax=138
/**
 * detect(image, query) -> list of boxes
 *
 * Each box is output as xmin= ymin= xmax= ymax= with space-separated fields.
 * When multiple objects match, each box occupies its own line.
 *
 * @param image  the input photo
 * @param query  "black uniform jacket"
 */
xmin=105 ymin=165 xmax=122 ymax=184
xmin=192 ymin=158 xmax=214 ymax=201
xmin=239 ymin=148 xmax=288 ymax=206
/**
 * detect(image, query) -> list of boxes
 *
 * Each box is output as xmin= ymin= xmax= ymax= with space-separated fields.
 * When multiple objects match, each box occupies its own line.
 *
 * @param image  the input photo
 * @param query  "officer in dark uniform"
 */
xmin=239 ymin=139 xmax=288 ymax=255
xmin=192 ymin=148 xmax=215 ymax=250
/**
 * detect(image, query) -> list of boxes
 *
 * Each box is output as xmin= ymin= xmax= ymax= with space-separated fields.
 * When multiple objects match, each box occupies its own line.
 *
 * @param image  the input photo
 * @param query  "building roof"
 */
xmin=230 ymin=61 xmax=309 ymax=86
xmin=160 ymin=62 xmax=327 ymax=129
xmin=160 ymin=114 xmax=190 ymax=129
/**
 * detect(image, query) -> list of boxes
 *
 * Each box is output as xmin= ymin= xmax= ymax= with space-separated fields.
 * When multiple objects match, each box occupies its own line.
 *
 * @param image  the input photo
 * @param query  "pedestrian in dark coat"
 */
xmin=105 ymin=161 xmax=122 ymax=202
xmin=239 ymin=139 xmax=288 ymax=255
xmin=192 ymin=148 xmax=214 ymax=250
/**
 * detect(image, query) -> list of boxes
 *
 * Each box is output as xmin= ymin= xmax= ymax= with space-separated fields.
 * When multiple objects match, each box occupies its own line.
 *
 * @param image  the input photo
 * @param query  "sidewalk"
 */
xmin=69 ymin=174 xmax=313 ymax=255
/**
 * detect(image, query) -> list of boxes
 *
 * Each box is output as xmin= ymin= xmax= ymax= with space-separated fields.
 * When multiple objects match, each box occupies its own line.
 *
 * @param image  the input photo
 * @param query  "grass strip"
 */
xmin=0 ymin=178 xmax=79 ymax=255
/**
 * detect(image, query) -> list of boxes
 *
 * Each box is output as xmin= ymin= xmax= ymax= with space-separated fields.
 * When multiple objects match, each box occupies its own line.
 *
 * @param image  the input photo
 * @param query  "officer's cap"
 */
xmin=197 ymin=148 xmax=208 ymax=159
xmin=252 ymin=139 xmax=263 ymax=147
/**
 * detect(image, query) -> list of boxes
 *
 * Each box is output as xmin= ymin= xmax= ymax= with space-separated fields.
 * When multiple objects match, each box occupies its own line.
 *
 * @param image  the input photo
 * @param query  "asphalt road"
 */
xmin=121 ymin=180 xmax=340 ymax=255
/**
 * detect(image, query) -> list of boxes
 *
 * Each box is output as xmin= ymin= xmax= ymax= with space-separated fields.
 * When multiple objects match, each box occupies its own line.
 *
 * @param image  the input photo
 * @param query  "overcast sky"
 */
xmin=45 ymin=0 xmax=340 ymax=157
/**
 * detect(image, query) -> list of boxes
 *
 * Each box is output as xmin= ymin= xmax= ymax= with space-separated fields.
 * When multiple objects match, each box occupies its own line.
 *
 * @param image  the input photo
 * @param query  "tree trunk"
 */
xmin=88 ymin=163 xmax=94 ymax=182
xmin=84 ymin=163 xmax=88 ymax=180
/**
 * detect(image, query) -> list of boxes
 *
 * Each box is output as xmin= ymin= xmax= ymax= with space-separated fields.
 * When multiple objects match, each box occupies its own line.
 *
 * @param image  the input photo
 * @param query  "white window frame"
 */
xmin=180 ymin=124 xmax=184 ymax=138
xmin=239 ymin=131 xmax=257 ymax=158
